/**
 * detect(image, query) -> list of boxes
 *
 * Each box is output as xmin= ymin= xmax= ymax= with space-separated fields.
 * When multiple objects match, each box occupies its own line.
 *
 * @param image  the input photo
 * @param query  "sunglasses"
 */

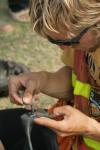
xmin=47 ymin=24 xmax=96 ymax=46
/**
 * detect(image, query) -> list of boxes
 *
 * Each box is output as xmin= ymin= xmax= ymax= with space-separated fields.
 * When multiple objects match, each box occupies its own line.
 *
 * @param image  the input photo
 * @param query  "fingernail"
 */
xmin=23 ymin=97 xmax=31 ymax=104
xmin=54 ymin=112 xmax=59 ymax=115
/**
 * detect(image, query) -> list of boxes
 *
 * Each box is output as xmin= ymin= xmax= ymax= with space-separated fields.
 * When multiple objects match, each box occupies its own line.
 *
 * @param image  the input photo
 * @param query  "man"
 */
xmin=8 ymin=0 xmax=100 ymax=149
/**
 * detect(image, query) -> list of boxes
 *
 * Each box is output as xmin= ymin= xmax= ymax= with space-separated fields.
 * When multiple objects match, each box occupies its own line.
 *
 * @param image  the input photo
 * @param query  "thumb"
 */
xmin=22 ymin=80 xmax=36 ymax=104
xmin=53 ymin=106 xmax=72 ymax=117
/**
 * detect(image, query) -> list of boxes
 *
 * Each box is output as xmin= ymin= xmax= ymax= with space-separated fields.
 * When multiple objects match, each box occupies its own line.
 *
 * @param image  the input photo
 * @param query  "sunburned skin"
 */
xmin=87 ymin=27 xmax=100 ymax=52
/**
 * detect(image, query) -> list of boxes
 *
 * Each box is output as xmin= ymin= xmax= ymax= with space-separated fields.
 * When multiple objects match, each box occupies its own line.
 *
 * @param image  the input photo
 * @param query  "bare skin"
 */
xmin=35 ymin=106 xmax=100 ymax=141
xmin=9 ymin=66 xmax=73 ymax=105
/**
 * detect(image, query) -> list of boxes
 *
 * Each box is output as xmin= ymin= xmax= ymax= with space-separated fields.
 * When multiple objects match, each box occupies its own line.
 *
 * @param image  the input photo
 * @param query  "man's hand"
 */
xmin=8 ymin=72 xmax=47 ymax=105
xmin=8 ymin=67 xmax=73 ymax=105
xmin=34 ymin=106 xmax=100 ymax=141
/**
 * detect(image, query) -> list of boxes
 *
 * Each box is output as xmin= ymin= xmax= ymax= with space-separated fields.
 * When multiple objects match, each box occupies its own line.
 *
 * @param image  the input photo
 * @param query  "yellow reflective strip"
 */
xmin=84 ymin=137 xmax=100 ymax=150
xmin=72 ymin=143 xmax=77 ymax=150
xmin=73 ymin=80 xmax=91 ymax=99
xmin=72 ymin=73 xmax=77 ymax=87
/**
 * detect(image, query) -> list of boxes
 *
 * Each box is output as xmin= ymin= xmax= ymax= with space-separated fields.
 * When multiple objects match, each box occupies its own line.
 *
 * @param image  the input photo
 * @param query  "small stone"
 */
xmin=0 ymin=24 xmax=14 ymax=33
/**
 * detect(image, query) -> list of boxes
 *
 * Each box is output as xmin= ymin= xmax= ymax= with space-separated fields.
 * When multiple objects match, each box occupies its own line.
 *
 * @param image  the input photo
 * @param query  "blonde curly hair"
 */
xmin=29 ymin=0 xmax=100 ymax=37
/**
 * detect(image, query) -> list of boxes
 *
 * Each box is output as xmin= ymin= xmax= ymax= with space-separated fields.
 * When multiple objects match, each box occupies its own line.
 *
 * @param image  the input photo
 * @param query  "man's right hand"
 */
xmin=8 ymin=72 xmax=47 ymax=105
xmin=8 ymin=67 xmax=73 ymax=105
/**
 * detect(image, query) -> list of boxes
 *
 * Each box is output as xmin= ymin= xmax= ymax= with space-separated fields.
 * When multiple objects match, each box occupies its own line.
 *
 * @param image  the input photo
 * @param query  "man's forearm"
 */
xmin=84 ymin=117 xmax=100 ymax=141
xmin=40 ymin=66 xmax=73 ymax=100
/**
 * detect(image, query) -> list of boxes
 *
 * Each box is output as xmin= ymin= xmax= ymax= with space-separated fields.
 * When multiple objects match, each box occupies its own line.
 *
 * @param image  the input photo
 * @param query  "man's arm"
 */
xmin=9 ymin=66 xmax=73 ymax=104
xmin=41 ymin=66 xmax=73 ymax=100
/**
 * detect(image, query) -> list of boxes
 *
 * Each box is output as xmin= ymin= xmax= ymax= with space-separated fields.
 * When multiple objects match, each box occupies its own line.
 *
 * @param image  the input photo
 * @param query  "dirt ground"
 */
xmin=0 ymin=0 xmax=63 ymax=109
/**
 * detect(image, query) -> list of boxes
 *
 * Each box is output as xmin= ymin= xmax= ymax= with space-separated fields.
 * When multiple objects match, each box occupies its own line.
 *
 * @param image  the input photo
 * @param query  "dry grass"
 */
xmin=0 ymin=0 xmax=63 ymax=109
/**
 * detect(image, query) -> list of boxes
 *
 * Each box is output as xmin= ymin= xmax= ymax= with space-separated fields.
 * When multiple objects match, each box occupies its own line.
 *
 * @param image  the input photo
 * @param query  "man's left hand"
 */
xmin=34 ymin=106 xmax=91 ymax=137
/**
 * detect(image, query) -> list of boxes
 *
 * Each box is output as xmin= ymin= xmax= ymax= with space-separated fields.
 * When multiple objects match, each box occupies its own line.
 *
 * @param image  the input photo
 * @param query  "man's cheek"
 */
xmin=86 ymin=37 xmax=100 ymax=52
xmin=72 ymin=44 xmax=91 ymax=51
xmin=73 ymin=38 xmax=98 ymax=52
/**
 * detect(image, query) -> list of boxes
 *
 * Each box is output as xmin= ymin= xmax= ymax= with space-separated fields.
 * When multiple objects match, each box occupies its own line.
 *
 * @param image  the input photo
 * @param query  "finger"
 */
xmin=53 ymin=105 xmax=73 ymax=116
xmin=34 ymin=94 xmax=40 ymax=101
xmin=35 ymin=117 xmax=75 ymax=137
xmin=9 ymin=77 xmax=23 ymax=104
xmin=34 ymin=117 xmax=63 ymax=131
xmin=10 ymin=95 xmax=23 ymax=105
xmin=51 ymin=129 xmax=67 ymax=137
xmin=9 ymin=91 xmax=23 ymax=105
xmin=45 ymin=126 xmax=76 ymax=137
xmin=22 ymin=80 xmax=38 ymax=104
xmin=9 ymin=88 xmax=23 ymax=105
xmin=51 ymin=128 xmax=75 ymax=137
xmin=47 ymin=126 xmax=66 ymax=137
